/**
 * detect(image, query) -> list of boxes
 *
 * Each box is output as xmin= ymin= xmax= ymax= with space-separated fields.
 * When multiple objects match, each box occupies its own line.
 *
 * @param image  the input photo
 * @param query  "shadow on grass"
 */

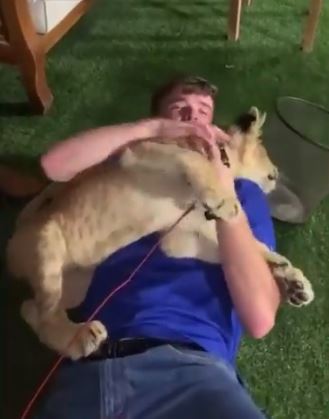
xmin=0 ymin=102 xmax=32 ymax=118
xmin=0 ymin=197 xmax=55 ymax=419
xmin=0 ymin=153 xmax=43 ymax=175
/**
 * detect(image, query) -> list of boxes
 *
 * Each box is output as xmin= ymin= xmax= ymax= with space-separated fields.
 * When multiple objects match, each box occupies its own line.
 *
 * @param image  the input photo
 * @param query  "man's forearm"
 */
xmin=40 ymin=118 xmax=221 ymax=182
xmin=217 ymin=211 xmax=281 ymax=339
xmin=41 ymin=119 xmax=155 ymax=182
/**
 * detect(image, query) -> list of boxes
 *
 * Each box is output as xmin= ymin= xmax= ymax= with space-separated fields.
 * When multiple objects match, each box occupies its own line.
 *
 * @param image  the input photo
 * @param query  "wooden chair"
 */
xmin=227 ymin=0 xmax=323 ymax=53
xmin=0 ymin=0 xmax=94 ymax=114
xmin=228 ymin=0 xmax=243 ymax=42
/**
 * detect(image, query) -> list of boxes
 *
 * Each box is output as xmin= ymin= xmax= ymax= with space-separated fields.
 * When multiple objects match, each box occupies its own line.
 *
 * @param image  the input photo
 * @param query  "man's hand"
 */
xmin=202 ymin=136 xmax=236 ymax=195
xmin=149 ymin=118 xmax=234 ymax=193
xmin=148 ymin=118 xmax=231 ymax=164
xmin=149 ymin=118 xmax=230 ymax=144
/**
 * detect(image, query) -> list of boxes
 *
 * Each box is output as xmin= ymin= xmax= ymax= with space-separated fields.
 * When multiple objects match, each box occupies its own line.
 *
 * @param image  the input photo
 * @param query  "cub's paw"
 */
xmin=68 ymin=320 xmax=108 ymax=360
xmin=203 ymin=191 xmax=240 ymax=221
xmin=284 ymin=268 xmax=314 ymax=307
xmin=22 ymin=301 xmax=108 ymax=359
xmin=271 ymin=262 xmax=314 ymax=307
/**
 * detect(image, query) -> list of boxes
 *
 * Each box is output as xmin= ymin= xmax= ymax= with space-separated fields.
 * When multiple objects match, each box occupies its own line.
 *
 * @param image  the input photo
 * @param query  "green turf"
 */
xmin=1 ymin=0 xmax=329 ymax=417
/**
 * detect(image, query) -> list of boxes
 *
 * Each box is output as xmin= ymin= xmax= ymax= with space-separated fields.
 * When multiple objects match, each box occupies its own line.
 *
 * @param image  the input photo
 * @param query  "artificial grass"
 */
xmin=1 ymin=0 xmax=329 ymax=418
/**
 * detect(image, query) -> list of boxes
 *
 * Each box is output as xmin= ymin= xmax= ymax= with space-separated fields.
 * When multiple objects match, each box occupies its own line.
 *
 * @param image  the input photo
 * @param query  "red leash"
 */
xmin=20 ymin=205 xmax=194 ymax=419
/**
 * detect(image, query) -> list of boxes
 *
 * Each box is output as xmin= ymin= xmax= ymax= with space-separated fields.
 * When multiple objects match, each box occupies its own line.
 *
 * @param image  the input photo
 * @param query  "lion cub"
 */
xmin=6 ymin=107 xmax=314 ymax=360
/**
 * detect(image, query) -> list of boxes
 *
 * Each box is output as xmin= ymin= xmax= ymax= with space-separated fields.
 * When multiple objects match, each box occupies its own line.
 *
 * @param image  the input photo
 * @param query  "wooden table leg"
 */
xmin=228 ymin=0 xmax=243 ymax=41
xmin=302 ymin=0 xmax=323 ymax=53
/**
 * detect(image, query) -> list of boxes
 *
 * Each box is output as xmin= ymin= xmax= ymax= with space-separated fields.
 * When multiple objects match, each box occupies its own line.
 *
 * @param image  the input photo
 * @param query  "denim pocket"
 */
xmin=166 ymin=344 xmax=238 ymax=381
xmin=166 ymin=344 xmax=219 ymax=364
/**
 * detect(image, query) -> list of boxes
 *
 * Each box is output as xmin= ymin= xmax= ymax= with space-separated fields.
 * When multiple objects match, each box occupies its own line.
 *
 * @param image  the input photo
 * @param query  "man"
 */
xmin=33 ymin=75 xmax=280 ymax=418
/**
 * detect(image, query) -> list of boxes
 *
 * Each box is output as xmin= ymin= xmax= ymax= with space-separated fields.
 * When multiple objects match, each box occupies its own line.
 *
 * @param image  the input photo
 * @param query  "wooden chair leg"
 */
xmin=302 ymin=0 xmax=323 ymax=53
xmin=228 ymin=0 xmax=243 ymax=41
xmin=1 ymin=0 xmax=53 ymax=113
xmin=19 ymin=51 xmax=53 ymax=114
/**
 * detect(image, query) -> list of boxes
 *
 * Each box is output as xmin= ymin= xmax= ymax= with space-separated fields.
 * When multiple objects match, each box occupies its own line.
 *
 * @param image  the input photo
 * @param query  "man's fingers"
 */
xmin=194 ymin=125 xmax=213 ymax=142
xmin=185 ymin=138 xmax=207 ymax=156
xmin=193 ymin=124 xmax=230 ymax=144
xmin=208 ymin=140 xmax=222 ymax=161
xmin=214 ymin=126 xmax=231 ymax=143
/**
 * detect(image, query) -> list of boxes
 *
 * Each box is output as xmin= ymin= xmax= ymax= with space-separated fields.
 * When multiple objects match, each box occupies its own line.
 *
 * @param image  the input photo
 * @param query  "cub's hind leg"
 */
xmin=8 ymin=220 xmax=107 ymax=359
xmin=256 ymin=242 xmax=314 ymax=307
xmin=21 ymin=299 xmax=107 ymax=360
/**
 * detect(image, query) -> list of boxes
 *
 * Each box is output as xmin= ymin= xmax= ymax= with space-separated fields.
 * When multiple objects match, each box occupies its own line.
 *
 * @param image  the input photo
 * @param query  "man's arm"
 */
xmin=41 ymin=119 xmax=223 ymax=182
xmin=204 ymin=137 xmax=280 ymax=339
xmin=216 ymin=211 xmax=280 ymax=339
xmin=40 ymin=120 xmax=155 ymax=182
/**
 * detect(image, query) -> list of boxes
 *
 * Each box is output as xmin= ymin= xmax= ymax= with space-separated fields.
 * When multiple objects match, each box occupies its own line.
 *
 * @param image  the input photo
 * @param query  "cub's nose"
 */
xmin=268 ymin=168 xmax=279 ymax=181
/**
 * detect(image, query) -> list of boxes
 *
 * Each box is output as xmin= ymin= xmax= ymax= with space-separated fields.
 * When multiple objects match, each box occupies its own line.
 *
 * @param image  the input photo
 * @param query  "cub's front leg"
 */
xmin=177 ymin=149 xmax=240 ymax=222
xmin=257 ymin=243 xmax=315 ymax=307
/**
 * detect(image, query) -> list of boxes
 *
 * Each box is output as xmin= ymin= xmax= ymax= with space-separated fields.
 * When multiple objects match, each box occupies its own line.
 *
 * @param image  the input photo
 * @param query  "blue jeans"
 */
xmin=33 ymin=345 xmax=267 ymax=419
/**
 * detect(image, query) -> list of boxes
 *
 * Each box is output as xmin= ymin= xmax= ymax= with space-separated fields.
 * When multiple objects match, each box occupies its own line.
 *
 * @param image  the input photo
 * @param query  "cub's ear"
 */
xmin=249 ymin=106 xmax=267 ymax=130
xmin=226 ymin=106 xmax=267 ymax=152
xmin=234 ymin=106 xmax=267 ymax=134
xmin=232 ymin=106 xmax=267 ymax=135
xmin=234 ymin=112 xmax=256 ymax=133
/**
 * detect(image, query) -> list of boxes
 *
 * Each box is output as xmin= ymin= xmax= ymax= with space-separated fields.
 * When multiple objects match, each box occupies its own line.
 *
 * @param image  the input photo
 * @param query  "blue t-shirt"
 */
xmin=75 ymin=179 xmax=275 ymax=366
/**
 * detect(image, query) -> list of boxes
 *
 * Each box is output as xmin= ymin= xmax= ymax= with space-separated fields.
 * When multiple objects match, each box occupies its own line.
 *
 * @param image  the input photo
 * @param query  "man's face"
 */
xmin=159 ymin=86 xmax=214 ymax=124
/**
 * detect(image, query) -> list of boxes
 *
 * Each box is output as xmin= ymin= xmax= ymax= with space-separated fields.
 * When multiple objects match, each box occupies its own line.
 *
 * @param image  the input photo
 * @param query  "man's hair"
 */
xmin=150 ymin=75 xmax=218 ymax=115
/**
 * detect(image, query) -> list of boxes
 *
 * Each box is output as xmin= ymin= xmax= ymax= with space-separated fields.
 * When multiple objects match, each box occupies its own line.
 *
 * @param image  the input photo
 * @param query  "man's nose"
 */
xmin=180 ymin=106 xmax=192 ymax=121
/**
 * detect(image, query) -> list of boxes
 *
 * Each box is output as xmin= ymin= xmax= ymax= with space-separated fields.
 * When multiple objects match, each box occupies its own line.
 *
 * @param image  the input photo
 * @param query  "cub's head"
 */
xmin=227 ymin=107 xmax=278 ymax=194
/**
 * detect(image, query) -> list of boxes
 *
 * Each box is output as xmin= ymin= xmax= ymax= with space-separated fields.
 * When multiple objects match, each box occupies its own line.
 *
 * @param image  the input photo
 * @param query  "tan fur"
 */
xmin=7 ymin=107 xmax=314 ymax=359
